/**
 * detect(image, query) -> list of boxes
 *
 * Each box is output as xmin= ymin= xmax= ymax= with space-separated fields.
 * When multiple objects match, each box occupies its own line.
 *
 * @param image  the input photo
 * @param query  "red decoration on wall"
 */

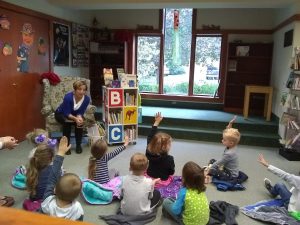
xmin=174 ymin=10 xmax=179 ymax=30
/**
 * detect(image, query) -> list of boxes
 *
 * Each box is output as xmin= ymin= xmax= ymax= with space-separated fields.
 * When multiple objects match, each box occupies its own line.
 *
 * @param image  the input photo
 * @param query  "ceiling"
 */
xmin=47 ymin=0 xmax=299 ymax=10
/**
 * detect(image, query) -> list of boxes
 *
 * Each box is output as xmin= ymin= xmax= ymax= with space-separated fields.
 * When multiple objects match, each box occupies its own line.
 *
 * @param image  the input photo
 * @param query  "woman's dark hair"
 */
xmin=182 ymin=161 xmax=206 ymax=193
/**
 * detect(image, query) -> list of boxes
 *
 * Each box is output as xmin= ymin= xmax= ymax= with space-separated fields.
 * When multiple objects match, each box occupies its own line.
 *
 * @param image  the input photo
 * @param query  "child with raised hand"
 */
xmin=26 ymin=145 xmax=56 ymax=201
xmin=258 ymin=154 xmax=300 ymax=220
xmin=208 ymin=115 xmax=241 ymax=181
xmin=146 ymin=112 xmax=175 ymax=181
xmin=162 ymin=161 xmax=209 ymax=225
xmin=88 ymin=136 xmax=129 ymax=184
xmin=26 ymin=128 xmax=57 ymax=159
xmin=121 ymin=153 xmax=162 ymax=216
xmin=41 ymin=136 xmax=84 ymax=221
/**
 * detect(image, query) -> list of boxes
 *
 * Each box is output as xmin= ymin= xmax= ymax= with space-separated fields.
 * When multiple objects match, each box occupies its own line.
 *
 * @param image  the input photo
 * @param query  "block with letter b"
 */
xmin=108 ymin=89 xmax=123 ymax=107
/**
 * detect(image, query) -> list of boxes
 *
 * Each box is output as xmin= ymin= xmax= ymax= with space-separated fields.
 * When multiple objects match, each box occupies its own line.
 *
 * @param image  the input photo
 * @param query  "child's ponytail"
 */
xmin=26 ymin=157 xmax=39 ymax=197
xmin=26 ymin=145 xmax=54 ymax=197
xmin=88 ymin=157 xmax=97 ymax=180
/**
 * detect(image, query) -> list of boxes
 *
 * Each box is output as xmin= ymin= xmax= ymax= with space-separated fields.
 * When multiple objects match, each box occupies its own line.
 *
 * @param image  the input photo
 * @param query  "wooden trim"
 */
xmin=141 ymin=93 xmax=223 ymax=103
xmin=273 ymin=14 xmax=300 ymax=32
xmin=188 ymin=9 xmax=197 ymax=96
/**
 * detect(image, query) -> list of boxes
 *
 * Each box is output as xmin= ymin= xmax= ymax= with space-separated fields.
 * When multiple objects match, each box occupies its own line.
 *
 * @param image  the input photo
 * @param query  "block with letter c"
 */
xmin=108 ymin=125 xmax=123 ymax=143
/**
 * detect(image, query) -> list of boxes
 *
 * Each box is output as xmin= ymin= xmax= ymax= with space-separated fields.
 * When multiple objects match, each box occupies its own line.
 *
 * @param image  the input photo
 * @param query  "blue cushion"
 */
xmin=81 ymin=179 xmax=113 ymax=205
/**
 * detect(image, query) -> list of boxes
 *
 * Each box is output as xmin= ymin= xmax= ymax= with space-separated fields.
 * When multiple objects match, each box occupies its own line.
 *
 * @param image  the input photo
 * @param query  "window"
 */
xmin=163 ymin=8 xmax=193 ymax=95
xmin=135 ymin=9 xmax=225 ymax=102
xmin=136 ymin=36 xmax=161 ymax=93
xmin=193 ymin=35 xmax=222 ymax=96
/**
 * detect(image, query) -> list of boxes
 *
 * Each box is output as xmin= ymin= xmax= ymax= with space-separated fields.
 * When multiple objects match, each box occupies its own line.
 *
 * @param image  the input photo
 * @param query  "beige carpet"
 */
xmin=0 ymin=136 xmax=298 ymax=225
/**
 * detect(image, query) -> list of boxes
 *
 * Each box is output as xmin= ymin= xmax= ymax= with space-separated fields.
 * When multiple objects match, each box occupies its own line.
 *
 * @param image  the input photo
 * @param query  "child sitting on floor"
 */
xmin=26 ymin=128 xmax=57 ymax=159
xmin=162 ymin=161 xmax=209 ymax=225
xmin=26 ymin=145 xmax=56 ymax=203
xmin=145 ymin=112 xmax=175 ymax=185
xmin=258 ymin=154 xmax=300 ymax=221
xmin=121 ymin=153 xmax=162 ymax=216
xmin=88 ymin=136 xmax=129 ymax=184
xmin=41 ymin=136 xmax=84 ymax=221
xmin=208 ymin=116 xmax=242 ymax=182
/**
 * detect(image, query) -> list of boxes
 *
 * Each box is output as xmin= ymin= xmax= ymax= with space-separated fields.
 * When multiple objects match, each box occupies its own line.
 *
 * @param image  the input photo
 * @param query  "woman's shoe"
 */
xmin=76 ymin=146 xmax=82 ymax=154
xmin=0 ymin=196 xmax=15 ymax=207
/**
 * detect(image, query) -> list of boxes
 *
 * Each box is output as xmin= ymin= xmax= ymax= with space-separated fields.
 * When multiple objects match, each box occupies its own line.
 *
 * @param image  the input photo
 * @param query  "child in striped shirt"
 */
xmin=88 ymin=136 xmax=129 ymax=184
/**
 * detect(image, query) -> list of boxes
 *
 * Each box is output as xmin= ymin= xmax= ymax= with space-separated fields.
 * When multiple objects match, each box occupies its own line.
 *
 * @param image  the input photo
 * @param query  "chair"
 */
xmin=41 ymin=76 xmax=96 ymax=136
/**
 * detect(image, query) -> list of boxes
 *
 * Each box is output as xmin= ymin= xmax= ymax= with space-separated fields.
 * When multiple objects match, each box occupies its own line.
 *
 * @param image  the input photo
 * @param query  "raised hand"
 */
xmin=258 ymin=154 xmax=269 ymax=167
xmin=0 ymin=136 xmax=18 ymax=150
xmin=154 ymin=112 xmax=163 ymax=126
xmin=226 ymin=115 xmax=237 ymax=129
xmin=124 ymin=135 xmax=129 ymax=147
xmin=57 ymin=136 xmax=71 ymax=156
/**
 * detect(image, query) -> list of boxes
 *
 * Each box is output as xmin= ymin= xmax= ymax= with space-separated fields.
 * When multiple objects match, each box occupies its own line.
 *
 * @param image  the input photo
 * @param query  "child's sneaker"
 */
xmin=264 ymin=178 xmax=273 ymax=194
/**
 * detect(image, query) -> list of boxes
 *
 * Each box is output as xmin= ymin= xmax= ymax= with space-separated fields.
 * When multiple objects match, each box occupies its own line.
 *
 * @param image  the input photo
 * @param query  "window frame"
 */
xmin=135 ymin=9 xmax=227 ymax=103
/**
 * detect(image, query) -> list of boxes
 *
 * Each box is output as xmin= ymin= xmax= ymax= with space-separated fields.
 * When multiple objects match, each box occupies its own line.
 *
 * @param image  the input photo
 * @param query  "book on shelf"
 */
xmin=127 ymin=74 xmax=137 ymax=87
xmin=280 ymin=112 xmax=297 ymax=125
xmin=236 ymin=46 xmax=249 ymax=56
xmin=228 ymin=60 xmax=237 ymax=71
xmin=289 ymin=120 xmax=300 ymax=130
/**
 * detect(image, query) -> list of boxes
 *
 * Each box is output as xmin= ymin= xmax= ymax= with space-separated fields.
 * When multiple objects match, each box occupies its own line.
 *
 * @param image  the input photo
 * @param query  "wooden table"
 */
xmin=243 ymin=85 xmax=273 ymax=121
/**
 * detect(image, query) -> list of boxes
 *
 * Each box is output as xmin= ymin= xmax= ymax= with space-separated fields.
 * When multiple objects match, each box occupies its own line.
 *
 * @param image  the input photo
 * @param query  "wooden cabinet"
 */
xmin=89 ymin=41 xmax=127 ymax=106
xmin=102 ymin=87 xmax=138 ymax=144
xmin=224 ymin=43 xmax=273 ymax=113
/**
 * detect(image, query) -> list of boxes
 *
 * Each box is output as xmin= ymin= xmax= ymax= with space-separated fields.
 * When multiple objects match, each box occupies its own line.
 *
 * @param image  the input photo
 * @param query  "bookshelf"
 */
xmin=89 ymin=41 xmax=127 ymax=106
xmin=279 ymin=47 xmax=300 ymax=159
xmin=102 ymin=86 xmax=138 ymax=144
xmin=224 ymin=43 xmax=273 ymax=113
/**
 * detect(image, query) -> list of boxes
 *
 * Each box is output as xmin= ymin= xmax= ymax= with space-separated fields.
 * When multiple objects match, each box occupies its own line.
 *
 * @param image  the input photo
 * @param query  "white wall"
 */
xmin=196 ymin=9 xmax=276 ymax=29
xmin=88 ymin=9 xmax=160 ymax=29
xmin=2 ymin=0 xmax=90 ymax=25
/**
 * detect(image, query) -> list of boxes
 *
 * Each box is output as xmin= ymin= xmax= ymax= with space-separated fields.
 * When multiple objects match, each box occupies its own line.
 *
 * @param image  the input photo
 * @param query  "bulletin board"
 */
xmin=71 ymin=22 xmax=89 ymax=67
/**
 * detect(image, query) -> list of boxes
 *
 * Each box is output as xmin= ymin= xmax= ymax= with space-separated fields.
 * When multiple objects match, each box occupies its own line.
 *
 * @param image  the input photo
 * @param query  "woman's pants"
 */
xmin=54 ymin=112 xmax=83 ymax=147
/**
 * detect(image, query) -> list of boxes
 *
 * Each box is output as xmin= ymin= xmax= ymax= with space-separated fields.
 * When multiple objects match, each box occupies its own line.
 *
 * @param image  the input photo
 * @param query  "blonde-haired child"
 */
xmin=41 ymin=136 xmax=84 ymax=221
xmin=26 ymin=144 xmax=55 ymax=201
xmin=88 ymin=136 xmax=129 ymax=184
xmin=162 ymin=161 xmax=209 ymax=225
xmin=146 ymin=112 xmax=175 ymax=181
xmin=208 ymin=116 xmax=241 ymax=181
xmin=120 ymin=153 xmax=161 ymax=215
xmin=26 ymin=128 xmax=57 ymax=159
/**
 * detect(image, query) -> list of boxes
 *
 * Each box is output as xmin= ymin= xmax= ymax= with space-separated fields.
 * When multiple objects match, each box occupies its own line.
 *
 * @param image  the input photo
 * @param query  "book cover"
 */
xmin=126 ymin=74 xmax=137 ymax=87
xmin=123 ymin=107 xmax=137 ymax=124
xmin=228 ymin=60 xmax=237 ymax=71
xmin=236 ymin=46 xmax=250 ymax=56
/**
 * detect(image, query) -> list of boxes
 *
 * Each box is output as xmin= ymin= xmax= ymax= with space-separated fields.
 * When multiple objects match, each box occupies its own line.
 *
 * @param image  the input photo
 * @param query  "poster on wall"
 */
xmin=71 ymin=23 xmax=89 ymax=67
xmin=53 ymin=22 xmax=69 ymax=66
xmin=17 ymin=23 xmax=35 ymax=72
